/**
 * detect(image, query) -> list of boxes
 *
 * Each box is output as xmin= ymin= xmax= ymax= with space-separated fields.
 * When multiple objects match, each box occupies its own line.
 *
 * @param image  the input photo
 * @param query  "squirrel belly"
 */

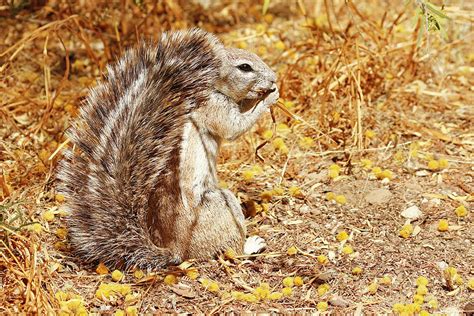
xmin=57 ymin=28 xmax=278 ymax=270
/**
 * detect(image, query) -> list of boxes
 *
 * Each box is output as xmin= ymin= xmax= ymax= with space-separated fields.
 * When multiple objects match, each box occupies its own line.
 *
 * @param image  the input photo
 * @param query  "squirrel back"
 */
xmin=57 ymin=29 xmax=223 ymax=270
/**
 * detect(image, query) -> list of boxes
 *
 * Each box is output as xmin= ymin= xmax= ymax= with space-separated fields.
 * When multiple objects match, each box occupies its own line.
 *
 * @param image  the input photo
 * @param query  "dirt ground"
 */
xmin=1 ymin=0 xmax=473 ymax=314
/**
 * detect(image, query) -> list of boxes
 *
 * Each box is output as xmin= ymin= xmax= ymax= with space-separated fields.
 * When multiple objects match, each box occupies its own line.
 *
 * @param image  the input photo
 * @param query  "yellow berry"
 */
xmin=186 ymin=268 xmax=199 ymax=280
xmin=371 ymin=166 xmax=382 ymax=175
xmin=352 ymin=267 xmax=363 ymax=275
xmin=428 ymin=298 xmax=438 ymax=309
xmin=379 ymin=169 xmax=394 ymax=180
xmin=438 ymin=219 xmax=449 ymax=232
xmin=413 ymin=294 xmax=424 ymax=304
xmin=299 ymin=136 xmax=314 ymax=149
xmin=416 ymin=276 xmax=429 ymax=287
xmin=242 ymin=170 xmax=256 ymax=181
xmin=329 ymin=164 xmax=341 ymax=172
xmin=55 ymin=291 xmax=68 ymax=301
xmin=367 ymin=282 xmax=378 ymax=294
xmin=342 ymin=245 xmax=354 ymax=255
xmin=269 ymin=292 xmax=283 ymax=300
xmin=28 ymin=223 xmax=42 ymax=234
xmin=262 ymin=129 xmax=273 ymax=140
xmin=275 ymin=40 xmax=285 ymax=51
xmin=380 ymin=275 xmax=392 ymax=285
xmin=328 ymin=169 xmax=339 ymax=179
xmin=419 ymin=310 xmax=430 ymax=316
xmin=336 ymin=231 xmax=349 ymax=241
xmin=334 ymin=195 xmax=347 ymax=205
xmin=428 ymin=160 xmax=439 ymax=170
xmin=317 ymin=283 xmax=330 ymax=296
xmin=111 ymin=270 xmax=123 ymax=282
xmin=294 ymin=276 xmax=304 ymax=286
xmin=454 ymin=274 xmax=463 ymax=285
xmin=114 ymin=310 xmax=125 ymax=316
xmin=416 ymin=284 xmax=428 ymax=295
xmin=125 ymin=306 xmax=138 ymax=316
xmin=55 ymin=194 xmax=65 ymax=202
xmin=467 ymin=278 xmax=474 ymax=290
xmin=164 ymin=274 xmax=177 ymax=285
xmin=444 ymin=266 xmax=457 ymax=277
xmin=283 ymin=277 xmax=294 ymax=287
xmin=364 ymin=130 xmax=376 ymax=139
xmin=133 ymin=269 xmax=144 ymax=280
xmin=317 ymin=301 xmax=328 ymax=312
xmin=96 ymin=262 xmax=109 ymax=275
xmin=55 ymin=227 xmax=68 ymax=239
xmin=42 ymin=210 xmax=55 ymax=222
xmin=289 ymin=186 xmax=303 ymax=197
xmin=287 ymin=246 xmax=298 ymax=256
xmin=208 ymin=282 xmax=219 ymax=292
xmin=438 ymin=158 xmax=449 ymax=169
xmin=455 ymin=205 xmax=468 ymax=217
xmin=326 ymin=192 xmax=336 ymax=200
xmin=282 ymin=287 xmax=292 ymax=296
xmin=224 ymin=247 xmax=237 ymax=260
xmin=317 ymin=255 xmax=329 ymax=265
xmin=392 ymin=303 xmax=405 ymax=313
xmin=360 ymin=159 xmax=373 ymax=169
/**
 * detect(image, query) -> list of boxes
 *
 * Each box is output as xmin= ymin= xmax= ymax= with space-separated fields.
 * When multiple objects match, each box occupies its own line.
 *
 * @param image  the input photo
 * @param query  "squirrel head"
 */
xmin=215 ymin=48 xmax=277 ymax=102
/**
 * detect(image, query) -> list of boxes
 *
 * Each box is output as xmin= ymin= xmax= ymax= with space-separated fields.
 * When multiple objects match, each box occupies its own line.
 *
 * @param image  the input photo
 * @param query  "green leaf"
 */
xmin=425 ymin=2 xmax=450 ymax=20
xmin=262 ymin=0 xmax=270 ymax=15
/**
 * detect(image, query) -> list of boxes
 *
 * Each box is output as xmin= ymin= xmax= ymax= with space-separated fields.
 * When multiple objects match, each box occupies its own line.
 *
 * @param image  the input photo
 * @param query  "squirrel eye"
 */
xmin=237 ymin=63 xmax=253 ymax=72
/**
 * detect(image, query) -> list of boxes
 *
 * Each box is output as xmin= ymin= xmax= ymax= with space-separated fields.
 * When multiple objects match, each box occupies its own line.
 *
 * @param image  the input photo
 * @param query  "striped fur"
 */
xmin=57 ymin=29 xmax=223 ymax=270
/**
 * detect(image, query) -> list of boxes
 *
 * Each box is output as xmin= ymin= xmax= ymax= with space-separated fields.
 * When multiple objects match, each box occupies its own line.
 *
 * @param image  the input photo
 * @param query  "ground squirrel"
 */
xmin=57 ymin=28 xmax=278 ymax=270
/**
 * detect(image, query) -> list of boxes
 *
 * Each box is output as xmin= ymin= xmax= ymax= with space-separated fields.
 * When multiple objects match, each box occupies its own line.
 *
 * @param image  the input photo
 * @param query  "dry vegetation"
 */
xmin=1 ymin=0 xmax=473 ymax=314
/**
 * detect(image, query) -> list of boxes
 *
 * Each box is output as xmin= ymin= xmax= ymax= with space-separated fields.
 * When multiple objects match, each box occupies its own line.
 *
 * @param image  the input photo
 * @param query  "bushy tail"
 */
xmin=57 ymin=29 xmax=222 ymax=270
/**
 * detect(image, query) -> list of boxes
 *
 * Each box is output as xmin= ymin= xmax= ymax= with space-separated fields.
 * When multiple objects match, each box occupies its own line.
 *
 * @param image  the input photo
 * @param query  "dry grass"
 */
xmin=1 ymin=0 xmax=473 ymax=314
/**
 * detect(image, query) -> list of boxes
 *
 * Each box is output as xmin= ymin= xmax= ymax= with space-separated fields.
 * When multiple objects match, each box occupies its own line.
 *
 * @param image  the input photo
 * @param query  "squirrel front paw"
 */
xmin=262 ymin=85 xmax=279 ymax=108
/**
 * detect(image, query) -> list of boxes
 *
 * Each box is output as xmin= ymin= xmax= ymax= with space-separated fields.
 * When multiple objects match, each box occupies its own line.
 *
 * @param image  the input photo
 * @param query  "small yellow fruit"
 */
xmin=367 ymin=282 xmax=378 ymax=294
xmin=28 ymin=223 xmax=43 ymax=234
xmin=438 ymin=158 xmax=449 ymax=169
xmin=133 ymin=269 xmax=144 ymax=280
xmin=114 ymin=310 xmax=125 ymax=316
xmin=416 ymin=284 xmax=428 ymax=295
xmin=428 ymin=160 xmax=439 ymax=170
xmin=467 ymin=278 xmax=474 ymax=290
xmin=275 ymin=40 xmax=285 ymax=51
xmin=164 ymin=274 xmax=177 ymax=285
xmin=392 ymin=303 xmax=405 ymax=313
xmin=282 ymin=287 xmax=292 ymax=296
xmin=269 ymin=292 xmax=283 ymax=300
xmin=186 ymin=268 xmax=199 ymax=280
xmin=334 ymin=195 xmax=347 ymax=205
xmin=419 ymin=310 xmax=431 ymax=316
xmin=287 ymin=246 xmax=298 ymax=256
xmin=208 ymin=282 xmax=219 ymax=292
xmin=294 ymin=276 xmax=304 ymax=286
xmin=328 ymin=169 xmax=339 ymax=179
xmin=326 ymin=192 xmax=336 ymax=200
xmin=55 ymin=227 xmax=68 ymax=239
xmin=317 ymin=255 xmax=329 ymax=265
xmin=380 ymin=275 xmax=392 ymax=285
xmin=455 ymin=205 xmax=468 ymax=217
xmin=342 ymin=245 xmax=354 ymax=255
xmin=360 ymin=159 xmax=373 ymax=169
xmin=352 ymin=267 xmax=363 ymax=275
xmin=96 ymin=262 xmax=109 ymax=275
xmin=416 ymin=276 xmax=429 ymax=287
xmin=125 ymin=306 xmax=138 ymax=316
xmin=262 ymin=129 xmax=273 ymax=140
xmin=289 ymin=186 xmax=303 ymax=197
xmin=336 ymin=231 xmax=349 ymax=241
xmin=317 ymin=283 xmax=330 ymax=296
xmin=111 ymin=270 xmax=123 ymax=282
xmin=299 ymin=137 xmax=314 ymax=149
xmin=317 ymin=301 xmax=328 ymax=311
xmin=282 ymin=277 xmax=294 ymax=287
xmin=55 ymin=194 xmax=65 ymax=202
xmin=364 ymin=130 xmax=376 ymax=139
xmin=413 ymin=294 xmax=424 ymax=304
xmin=42 ymin=210 xmax=55 ymax=222
xmin=437 ymin=219 xmax=449 ymax=232
xmin=428 ymin=298 xmax=438 ymax=309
